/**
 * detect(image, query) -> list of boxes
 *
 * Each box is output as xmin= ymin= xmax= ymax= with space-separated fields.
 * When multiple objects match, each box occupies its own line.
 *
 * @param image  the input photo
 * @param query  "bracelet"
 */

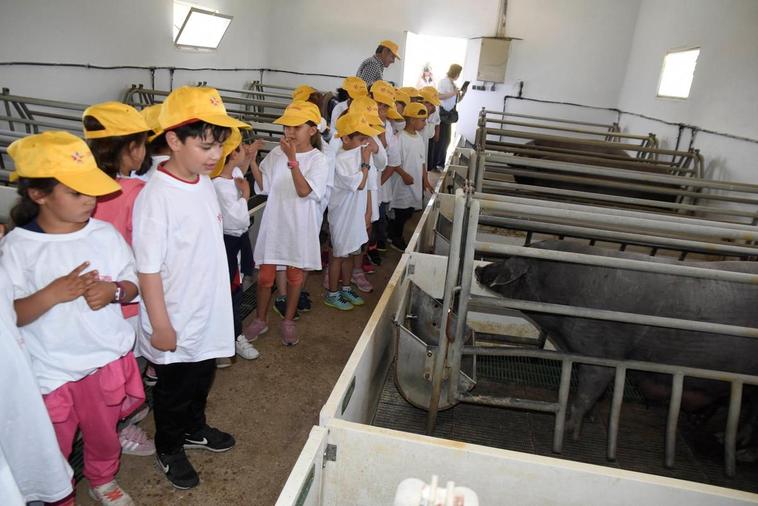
xmin=287 ymin=159 xmax=299 ymax=169
xmin=360 ymin=162 xmax=370 ymax=169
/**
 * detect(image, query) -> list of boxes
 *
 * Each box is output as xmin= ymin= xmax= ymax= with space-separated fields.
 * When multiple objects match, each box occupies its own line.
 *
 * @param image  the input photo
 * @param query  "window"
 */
xmin=173 ymin=3 xmax=232 ymax=50
xmin=657 ymin=48 xmax=700 ymax=99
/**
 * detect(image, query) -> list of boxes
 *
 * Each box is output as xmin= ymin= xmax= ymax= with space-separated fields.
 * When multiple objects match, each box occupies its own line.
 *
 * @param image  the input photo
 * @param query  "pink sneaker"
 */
xmin=89 ymin=479 xmax=134 ymax=506
xmin=244 ymin=318 xmax=268 ymax=342
xmin=119 ymin=424 xmax=155 ymax=456
xmin=281 ymin=319 xmax=299 ymax=346
xmin=351 ymin=268 xmax=373 ymax=293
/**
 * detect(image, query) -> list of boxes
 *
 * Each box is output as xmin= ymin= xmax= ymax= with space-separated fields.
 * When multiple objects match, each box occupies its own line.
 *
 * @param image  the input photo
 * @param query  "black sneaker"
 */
xmin=298 ymin=291 xmax=312 ymax=312
xmin=155 ymin=449 xmax=199 ymax=489
xmin=273 ymin=296 xmax=300 ymax=320
xmin=390 ymin=237 xmax=408 ymax=252
xmin=376 ymin=241 xmax=387 ymax=252
xmin=184 ymin=425 xmax=236 ymax=452
xmin=367 ymin=247 xmax=382 ymax=266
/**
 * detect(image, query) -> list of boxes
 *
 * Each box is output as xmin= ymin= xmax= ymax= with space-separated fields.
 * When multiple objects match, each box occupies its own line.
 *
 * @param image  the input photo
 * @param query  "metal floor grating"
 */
xmin=374 ymin=359 xmax=758 ymax=493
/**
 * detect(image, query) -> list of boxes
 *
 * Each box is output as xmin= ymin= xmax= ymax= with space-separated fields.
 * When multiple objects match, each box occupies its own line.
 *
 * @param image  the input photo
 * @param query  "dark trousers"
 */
xmin=240 ymin=230 xmax=254 ymax=276
xmin=434 ymin=121 xmax=452 ymax=168
xmin=153 ymin=359 xmax=216 ymax=454
xmin=427 ymin=136 xmax=437 ymax=169
xmin=389 ymin=207 xmax=415 ymax=243
xmin=223 ymin=234 xmax=245 ymax=337
xmin=373 ymin=202 xmax=389 ymax=245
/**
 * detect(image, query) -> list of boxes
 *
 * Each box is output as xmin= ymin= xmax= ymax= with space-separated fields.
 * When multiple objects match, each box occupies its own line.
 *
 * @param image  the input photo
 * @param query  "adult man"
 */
xmin=356 ymin=39 xmax=401 ymax=87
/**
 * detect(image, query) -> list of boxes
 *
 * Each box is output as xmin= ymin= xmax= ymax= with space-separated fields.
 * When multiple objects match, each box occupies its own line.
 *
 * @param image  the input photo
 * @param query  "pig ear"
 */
xmin=475 ymin=259 xmax=529 ymax=288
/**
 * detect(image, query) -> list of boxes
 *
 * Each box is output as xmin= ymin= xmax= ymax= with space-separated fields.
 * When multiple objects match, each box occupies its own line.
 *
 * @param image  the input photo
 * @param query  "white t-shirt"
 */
xmin=0 ymin=267 xmax=73 ymax=504
xmin=382 ymin=121 xmax=401 ymax=205
xmin=213 ymin=167 xmax=251 ymax=237
xmin=422 ymin=108 xmax=440 ymax=141
xmin=131 ymin=154 xmax=170 ymax=182
xmin=0 ymin=219 xmax=138 ymax=393
xmin=320 ymin=139 xmax=338 ymax=219
xmin=328 ymin=146 xmax=369 ymax=257
xmin=390 ymin=130 xmax=426 ymax=211
xmin=133 ymin=170 xmax=234 ymax=364
xmin=369 ymin=134 xmax=387 ymax=222
xmin=438 ymin=77 xmax=457 ymax=112
xmin=329 ymin=100 xmax=349 ymax=138
xmin=254 ymin=146 xmax=328 ymax=270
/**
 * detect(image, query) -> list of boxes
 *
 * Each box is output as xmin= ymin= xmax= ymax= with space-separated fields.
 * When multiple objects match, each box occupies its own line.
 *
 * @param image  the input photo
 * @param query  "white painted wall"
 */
xmin=616 ymin=0 xmax=758 ymax=185
xmin=0 ymin=0 xmax=270 ymax=103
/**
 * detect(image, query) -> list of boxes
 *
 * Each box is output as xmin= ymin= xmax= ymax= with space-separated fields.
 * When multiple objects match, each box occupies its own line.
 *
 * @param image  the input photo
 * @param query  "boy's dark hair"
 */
xmin=10 ymin=177 xmax=58 ymax=227
xmin=84 ymin=116 xmax=147 ymax=179
xmin=169 ymin=121 xmax=231 ymax=144
xmin=335 ymin=88 xmax=350 ymax=103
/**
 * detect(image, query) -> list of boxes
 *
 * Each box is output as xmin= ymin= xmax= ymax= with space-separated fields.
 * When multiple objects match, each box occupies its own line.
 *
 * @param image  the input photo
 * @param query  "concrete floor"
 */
xmin=74 ymin=248 xmax=404 ymax=505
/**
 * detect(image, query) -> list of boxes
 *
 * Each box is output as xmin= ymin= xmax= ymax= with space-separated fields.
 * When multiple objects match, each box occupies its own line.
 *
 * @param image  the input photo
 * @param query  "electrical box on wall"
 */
xmin=467 ymin=37 xmax=511 ymax=83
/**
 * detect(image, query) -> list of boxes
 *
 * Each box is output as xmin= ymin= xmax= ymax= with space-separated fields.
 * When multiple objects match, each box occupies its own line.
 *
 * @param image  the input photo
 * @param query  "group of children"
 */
xmin=0 ymin=74 xmax=444 ymax=505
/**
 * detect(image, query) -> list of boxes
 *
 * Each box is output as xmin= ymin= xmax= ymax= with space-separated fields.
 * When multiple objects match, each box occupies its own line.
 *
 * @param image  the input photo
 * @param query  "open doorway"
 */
xmin=402 ymin=31 xmax=468 ymax=163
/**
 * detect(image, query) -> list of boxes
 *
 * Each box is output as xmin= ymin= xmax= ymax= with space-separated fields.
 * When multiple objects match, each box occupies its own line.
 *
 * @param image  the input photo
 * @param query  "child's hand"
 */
xmin=248 ymin=139 xmax=265 ymax=157
xmin=234 ymin=177 xmax=251 ymax=200
xmin=280 ymin=137 xmax=297 ymax=161
xmin=83 ymin=281 xmax=117 ymax=311
xmin=45 ymin=262 xmax=97 ymax=304
xmin=364 ymin=138 xmax=379 ymax=155
xmin=401 ymin=173 xmax=415 ymax=186
xmin=151 ymin=325 xmax=177 ymax=352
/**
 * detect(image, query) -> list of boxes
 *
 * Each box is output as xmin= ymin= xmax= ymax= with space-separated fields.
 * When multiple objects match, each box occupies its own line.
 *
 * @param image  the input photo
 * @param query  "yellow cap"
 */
xmin=403 ymin=103 xmax=428 ymax=119
xmin=379 ymin=39 xmax=401 ymax=59
xmin=8 ymin=131 xmax=121 ymax=196
xmin=140 ymin=104 xmax=164 ymax=142
xmin=159 ymin=86 xmax=249 ymax=131
xmin=370 ymin=80 xmax=395 ymax=97
xmin=348 ymin=97 xmax=384 ymax=129
xmin=394 ymin=90 xmax=411 ymax=106
xmin=336 ymin=113 xmax=383 ymax=138
xmin=292 ymin=85 xmax=317 ymax=102
xmin=372 ymin=91 xmax=403 ymax=120
xmin=273 ymin=100 xmax=322 ymax=126
xmin=342 ymin=76 xmax=368 ymax=99
xmin=82 ymin=102 xmax=150 ymax=140
xmin=211 ymin=127 xmax=243 ymax=178
xmin=398 ymin=86 xmax=422 ymax=99
xmin=419 ymin=86 xmax=441 ymax=106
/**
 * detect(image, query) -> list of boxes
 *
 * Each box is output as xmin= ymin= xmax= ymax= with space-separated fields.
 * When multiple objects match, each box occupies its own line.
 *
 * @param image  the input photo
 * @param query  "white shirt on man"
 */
xmin=0 ymin=219 xmax=138 ymax=392
xmin=254 ymin=146 xmax=328 ymax=270
xmin=213 ymin=167 xmax=251 ymax=237
xmin=133 ymin=169 xmax=234 ymax=364
xmin=390 ymin=130 xmax=426 ymax=211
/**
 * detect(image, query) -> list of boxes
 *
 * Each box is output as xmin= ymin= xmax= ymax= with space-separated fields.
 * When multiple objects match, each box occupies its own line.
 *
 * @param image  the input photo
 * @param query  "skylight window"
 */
xmin=173 ymin=4 xmax=232 ymax=50
xmin=657 ymin=48 xmax=700 ymax=99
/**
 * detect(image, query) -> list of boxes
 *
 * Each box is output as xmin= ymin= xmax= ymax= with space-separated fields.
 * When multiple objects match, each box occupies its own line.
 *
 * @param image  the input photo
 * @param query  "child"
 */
xmin=244 ymin=100 xmax=328 ymax=345
xmin=137 ymin=103 xmax=170 ymax=181
xmin=419 ymin=86 xmax=442 ymax=170
xmin=1 ymin=131 xmax=144 ymax=505
xmin=132 ymin=86 xmax=248 ymax=489
xmin=211 ymin=127 xmax=261 ymax=361
xmin=389 ymin=103 xmax=434 ymax=251
xmin=328 ymin=76 xmax=369 ymax=137
xmin=82 ymin=101 xmax=156 ymax=457
xmin=324 ymin=112 xmax=381 ymax=310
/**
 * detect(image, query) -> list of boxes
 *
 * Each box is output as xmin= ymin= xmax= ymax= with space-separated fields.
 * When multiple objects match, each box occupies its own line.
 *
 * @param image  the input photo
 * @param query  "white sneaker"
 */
xmin=89 ymin=480 xmax=135 ymax=506
xmin=235 ymin=334 xmax=260 ymax=360
xmin=215 ymin=357 xmax=232 ymax=369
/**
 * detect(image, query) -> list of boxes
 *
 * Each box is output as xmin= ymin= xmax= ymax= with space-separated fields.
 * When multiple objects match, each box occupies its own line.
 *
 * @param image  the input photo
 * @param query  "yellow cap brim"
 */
xmin=339 ymin=124 xmax=382 ymax=138
xmin=386 ymin=106 xmax=403 ymax=120
xmin=195 ymin=113 xmax=249 ymax=129
xmin=147 ymin=128 xmax=163 ymax=143
xmin=84 ymin=127 xmax=150 ymax=140
xmin=9 ymin=171 xmax=19 ymax=182
xmin=57 ymin=169 xmax=121 ymax=197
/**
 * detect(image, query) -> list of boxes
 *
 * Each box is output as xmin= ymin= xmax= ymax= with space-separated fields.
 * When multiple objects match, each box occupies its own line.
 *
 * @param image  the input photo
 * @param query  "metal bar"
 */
xmin=607 ymin=367 xmax=627 ymax=461
xmin=0 ymin=94 xmax=89 ymax=111
xmin=724 ymin=381 xmax=743 ymax=477
xmin=664 ymin=374 xmax=684 ymax=468
xmin=460 ymin=346 xmax=758 ymax=386
xmin=486 ymin=153 xmax=758 ymax=194
xmin=426 ymin=192 xmax=467 ymax=434
xmin=484 ymin=117 xmax=652 ymax=141
xmin=479 ymin=181 xmax=758 ymax=219
xmin=459 ymin=392 xmax=560 ymax=412
xmin=477 ymin=200 xmax=758 ymax=241
xmin=467 ymin=296 xmax=758 ymax=340
xmin=477 ymin=216 xmax=758 ymax=258
xmin=483 ymin=109 xmax=615 ymax=129
xmin=552 ymin=360 xmax=572 ymax=453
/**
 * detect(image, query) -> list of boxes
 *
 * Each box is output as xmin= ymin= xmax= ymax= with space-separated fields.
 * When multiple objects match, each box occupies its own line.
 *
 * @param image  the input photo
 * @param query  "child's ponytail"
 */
xmin=307 ymin=121 xmax=323 ymax=151
xmin=10 ymin=177 xmax=57 ymax=227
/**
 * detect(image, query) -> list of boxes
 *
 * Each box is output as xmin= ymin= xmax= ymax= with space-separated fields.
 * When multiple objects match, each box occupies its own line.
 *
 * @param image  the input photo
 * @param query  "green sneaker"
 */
xmin=324 ymin=291 xmax=354 ymax=311
xmin=340 ymin=287 xmax=365 ymax=306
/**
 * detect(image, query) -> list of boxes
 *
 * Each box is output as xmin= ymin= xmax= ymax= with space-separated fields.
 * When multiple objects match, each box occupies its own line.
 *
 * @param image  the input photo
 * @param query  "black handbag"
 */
xmin=440 ymin=105 xmax=459 ymax=124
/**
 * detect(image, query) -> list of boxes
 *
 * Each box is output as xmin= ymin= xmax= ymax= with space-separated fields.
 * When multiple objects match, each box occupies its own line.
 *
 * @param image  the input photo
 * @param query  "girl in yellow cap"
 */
xmin=244 ymin=101 xmax=329 ymax=346
xmin=2 ymin=131 xmax=143 ymax=505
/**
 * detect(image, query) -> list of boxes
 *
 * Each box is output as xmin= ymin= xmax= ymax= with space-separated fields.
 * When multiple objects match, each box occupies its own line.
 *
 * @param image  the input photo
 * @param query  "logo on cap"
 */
xmin=210 ymin=96 xmax=221 ymax=107
xmin=71 ymin=151 xmax=85 ymax=163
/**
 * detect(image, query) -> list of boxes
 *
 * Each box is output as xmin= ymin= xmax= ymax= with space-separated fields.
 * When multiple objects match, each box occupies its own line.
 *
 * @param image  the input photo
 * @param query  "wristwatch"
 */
xmin=360 ymin=162 xmax=371 ymax=170
xmin=112 ymin=281 xmax=125 ymax=304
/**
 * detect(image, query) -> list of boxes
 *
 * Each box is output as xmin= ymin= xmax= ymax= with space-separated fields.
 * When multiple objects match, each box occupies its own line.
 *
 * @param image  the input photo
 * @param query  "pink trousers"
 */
xmin=43 ymin=352 xmax=145 ymax=488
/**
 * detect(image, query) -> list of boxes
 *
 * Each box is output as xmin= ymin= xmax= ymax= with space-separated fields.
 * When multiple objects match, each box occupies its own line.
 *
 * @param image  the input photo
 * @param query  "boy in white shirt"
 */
xmin=211 ymin=127 xmax=262 ymax=363
xmin=132 ymin=86 xmax=248 ymax=490
xmin=420 ymin=86 xmax=442 ymax=170
xmin=388 ymin=103 xmax=434 ymax=251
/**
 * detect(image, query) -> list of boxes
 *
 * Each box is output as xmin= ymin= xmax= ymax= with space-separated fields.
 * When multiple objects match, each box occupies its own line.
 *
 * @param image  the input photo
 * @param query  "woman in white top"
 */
xmin=245 ymin=101 xmax=328 ymax=346
xmin=434 ymin=63 xmax=467 ymax=169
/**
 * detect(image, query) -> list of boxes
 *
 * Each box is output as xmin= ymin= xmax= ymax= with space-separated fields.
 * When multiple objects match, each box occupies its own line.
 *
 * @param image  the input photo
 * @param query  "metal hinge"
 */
xmin=407 ymin=263 xmax=416 ymax=275
xmin=323 ymin=444 xmax=337 ymax=467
